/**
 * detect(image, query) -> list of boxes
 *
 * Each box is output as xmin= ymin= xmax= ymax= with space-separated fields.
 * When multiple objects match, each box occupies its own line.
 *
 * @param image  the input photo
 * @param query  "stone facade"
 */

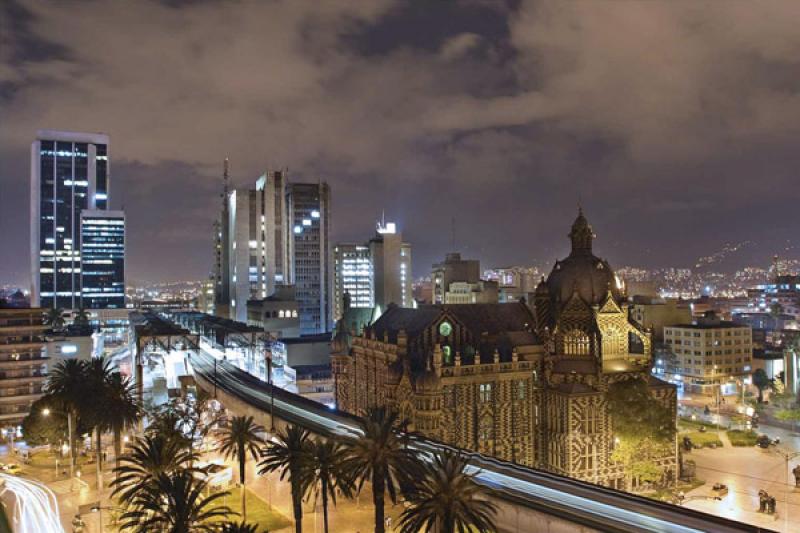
xmin=331 ymin=210 xmax=678 ymax=491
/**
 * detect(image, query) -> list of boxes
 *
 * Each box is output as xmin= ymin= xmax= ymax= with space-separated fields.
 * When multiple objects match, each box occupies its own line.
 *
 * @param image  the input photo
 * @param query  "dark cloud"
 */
xmin=2 ymin=0 xmax=800 ymax=286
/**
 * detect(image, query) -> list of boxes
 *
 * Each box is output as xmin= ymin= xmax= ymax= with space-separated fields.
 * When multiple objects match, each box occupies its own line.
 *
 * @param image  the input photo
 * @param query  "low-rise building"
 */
xmin=663 ymin=312 xmax=753 ymax=395
xmin=444 ymin=280 xmax=499 ymax=304
xmin=630 ymin=297 xmax=692 ymax=342
xmin=247 ymin=285 xmax=301 ymax=338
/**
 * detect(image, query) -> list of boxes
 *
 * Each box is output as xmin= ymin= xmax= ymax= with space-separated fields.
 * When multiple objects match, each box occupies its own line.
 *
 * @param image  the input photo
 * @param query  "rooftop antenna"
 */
xmin=451 ymin=216 xmax=456 ymax=251
xmin=222 ymin=157 xmax=230 ymax=199
xmin=773 ymin=254 xmax=780 ymax=282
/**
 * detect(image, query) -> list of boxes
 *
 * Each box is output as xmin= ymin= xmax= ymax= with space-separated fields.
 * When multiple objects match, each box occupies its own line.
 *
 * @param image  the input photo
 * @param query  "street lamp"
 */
xmin=42 ymin=408 xmax=74 ymax=479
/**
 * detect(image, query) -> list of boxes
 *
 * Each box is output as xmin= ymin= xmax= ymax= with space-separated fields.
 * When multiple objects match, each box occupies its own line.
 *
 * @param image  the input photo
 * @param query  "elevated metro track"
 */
xmin=189 ymin=350 xmax=768 ymax=533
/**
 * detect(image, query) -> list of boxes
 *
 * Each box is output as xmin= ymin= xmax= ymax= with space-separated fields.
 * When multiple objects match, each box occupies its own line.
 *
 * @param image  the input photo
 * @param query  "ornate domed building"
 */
xmin=331 ymin=209 xmax=677 ymax=491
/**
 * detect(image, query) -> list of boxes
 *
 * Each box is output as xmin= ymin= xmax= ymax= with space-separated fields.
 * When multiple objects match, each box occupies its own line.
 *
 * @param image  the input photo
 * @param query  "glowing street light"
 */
xmin=42 ymin=407 xmax=74 ymax=480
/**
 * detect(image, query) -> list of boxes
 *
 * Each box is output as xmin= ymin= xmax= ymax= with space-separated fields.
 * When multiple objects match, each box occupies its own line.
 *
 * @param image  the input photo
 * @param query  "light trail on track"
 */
xmin=0 ymin=473 xmax=64 ymax=533
xmin=189 ymin=348 xmax=767 ymax=533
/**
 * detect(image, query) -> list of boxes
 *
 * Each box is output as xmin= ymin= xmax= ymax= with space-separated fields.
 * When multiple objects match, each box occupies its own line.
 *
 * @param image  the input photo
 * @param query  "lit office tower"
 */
xmin=333 ymin=221 xmax=413 ymax=320
xmin=334 ymin=244 xmax=373 ymax=318
xmin=370 ymin=221 xmax=412 ymax=310
xmin=31 ymin=130 xmax=111 ymax=309
xmin=80 ymin=210 xmax=125 ymax=308
xmin=225 ymin=170 xmax=288 ymax=322
xmin=286 ymin=183 xmax=332 ymax=334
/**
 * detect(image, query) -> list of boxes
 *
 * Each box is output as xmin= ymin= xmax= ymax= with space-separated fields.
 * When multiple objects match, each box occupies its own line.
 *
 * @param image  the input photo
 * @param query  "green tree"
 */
xmin=752 ymin=368 xmax=771 ymax=403
xmin=398 ymin=449 xmax=497 ymax=533
xmin=300 ymin=438 xmax=354 ymax=533
xmin=607 ymin=378 xmax=675 ymax=491
xmin=43 ymin=308 xmax=65 ymax=331
xmin=111 ymin=433 xmax=199 ymax=503
xmin=217 ymin=416 xmax=265 ymax=522
xmin=341 ymin=407 xmax=421 ymax=533
xmin=73 ymin=308 xmax=90 ymax=327
xmin=117 ymin=470 xmax=233 ymax=533
xmin=45 ymin=359 xmax=88 ymax=467
xmin=22 ymin=397 xmax=69 ymax=446
xmin=258 ymin=425 xmax=311 ymax=533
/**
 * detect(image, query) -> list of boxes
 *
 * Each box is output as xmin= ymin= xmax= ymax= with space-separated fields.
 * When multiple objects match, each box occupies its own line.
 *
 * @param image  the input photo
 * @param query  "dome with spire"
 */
xmin=544 ymin=208 xmax=621 ymax=308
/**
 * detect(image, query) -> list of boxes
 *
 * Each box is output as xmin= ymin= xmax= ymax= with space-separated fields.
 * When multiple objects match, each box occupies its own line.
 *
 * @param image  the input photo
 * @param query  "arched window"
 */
xmin=564 ymin=329 xmax=590 ymax=356
xmin=602 ymin=326 xmax=625 ymax=357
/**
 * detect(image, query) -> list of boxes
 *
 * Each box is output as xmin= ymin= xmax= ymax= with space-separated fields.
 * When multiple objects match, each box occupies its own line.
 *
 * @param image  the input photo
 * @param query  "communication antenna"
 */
xmin=773 ymin=254 xmax=780 ymax=281
xmin=451 ymin=216 xmax=456 ymax=251
xmin=222 ymin=157 xmax=229 ymax=199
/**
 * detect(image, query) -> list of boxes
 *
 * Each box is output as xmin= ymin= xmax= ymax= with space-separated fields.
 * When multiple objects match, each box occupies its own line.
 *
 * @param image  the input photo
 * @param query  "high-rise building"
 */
xmin=286 ymin=183 xmax=332 ymax=335
xmin=212 ymin=159 xmax=231 ymax=319
xmin=370 ymin=221 xmax=413 ymax=311
xmin=333 ymin=221 xmax=413 ymax=320
xmin=225 ymin=171 xmax=289 ymax=322
xmin=334 ymin=243 xmax=373 ymax=317
xmin=79 ymin=210 xmax=125 ymax=309
xmin=211 ymin=167 xmax=326 ymax=332
xmin=31 ymin=130 xmax=112 ymax=309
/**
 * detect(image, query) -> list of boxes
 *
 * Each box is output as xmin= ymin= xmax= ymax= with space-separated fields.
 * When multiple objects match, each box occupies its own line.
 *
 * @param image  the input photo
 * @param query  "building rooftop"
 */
xmin=669 ymin=321 xmax=747 ymax=330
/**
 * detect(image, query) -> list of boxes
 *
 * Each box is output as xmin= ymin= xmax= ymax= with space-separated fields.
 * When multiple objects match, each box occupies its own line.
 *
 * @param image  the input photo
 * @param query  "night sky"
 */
xmin=3 ymin=0 xmax=800 ymax=286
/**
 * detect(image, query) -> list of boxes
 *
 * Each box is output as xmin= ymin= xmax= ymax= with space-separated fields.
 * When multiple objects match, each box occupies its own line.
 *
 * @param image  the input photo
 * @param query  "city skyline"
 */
xmin=4 ymin=1 xmax=800 ymax=286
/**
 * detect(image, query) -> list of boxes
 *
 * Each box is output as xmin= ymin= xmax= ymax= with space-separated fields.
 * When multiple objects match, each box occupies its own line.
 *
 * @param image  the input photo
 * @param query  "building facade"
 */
xmin=333 ymin=211 xmax=677 ymax=491
xmin=287 ymin=183 xmax=332 ymax=335
xmin=663 ymin=312 xmax=753 ymax=395
xmin=31 ymin=130 xmax=114 ymax=309
xmin=247 ymin=285 xmax=301 ymax=338
xmin=432 ymin=253 xmax=480 ymax=304
xmin=484 ymin=266 xmax=540 ymax=303
xmin=0 ymin=308 xmax=49 ymax=426
xmin=79 ymin=210 xmax=125 ymax=309
xmin=333 ymin=243 xmax=373 ymax=318
xmin=333 ymin=221 xmax=413 ymax=320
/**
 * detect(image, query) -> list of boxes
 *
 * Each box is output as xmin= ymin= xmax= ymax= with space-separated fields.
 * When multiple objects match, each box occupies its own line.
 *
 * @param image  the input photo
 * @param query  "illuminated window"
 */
xmin=479 ymin=383 xmax=492 ymax=403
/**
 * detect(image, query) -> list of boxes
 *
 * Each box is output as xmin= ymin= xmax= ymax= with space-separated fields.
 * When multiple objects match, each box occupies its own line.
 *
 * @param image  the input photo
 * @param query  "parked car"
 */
xmin=756 ymin=434 xmax=778 ymax=448
xmin=0 ymin=463 xmax=21 ymax=474
xmin=712 ymin=483 xmax=729 ymax=500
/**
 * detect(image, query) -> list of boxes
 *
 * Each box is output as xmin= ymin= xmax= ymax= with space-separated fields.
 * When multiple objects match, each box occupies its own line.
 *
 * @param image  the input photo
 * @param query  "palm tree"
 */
xmin=258 ymin=424 xmax=311 ymax=533
xmin=45 ymin=359 xmax=87 ymax=467
xmin=111 ymin=433 xmax=199 ymax=503
xmin=73 ymin=307 xmax=91 ymax=327
xmin=341 ymin=407 xmax=421 ymax=533
xmin=300 ymin=438 xmax=353 ymax=533
xmin=397 ymin=449 xmax=497 ymax=533
xmin=117 ymin=470 xmax=233 ymax=533
xmin=217 ymin=415 xmax=265 ymax=522
xmin=105 ymin=372 xmax=142 ymax=470
xmin=85 ymin=356 xmax=115 ymax=491
xmin=220 ymin=521 xmax=258 ymax=533
xmin=43 ymin=307 xmax=65 ymax=331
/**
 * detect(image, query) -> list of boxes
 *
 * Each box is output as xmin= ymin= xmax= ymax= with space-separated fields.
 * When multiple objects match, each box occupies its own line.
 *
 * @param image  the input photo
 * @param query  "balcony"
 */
xmin=0 ymin=375 xmax=46 ymax=386
xmin=0 ymin=392 xmax=43 ymax=404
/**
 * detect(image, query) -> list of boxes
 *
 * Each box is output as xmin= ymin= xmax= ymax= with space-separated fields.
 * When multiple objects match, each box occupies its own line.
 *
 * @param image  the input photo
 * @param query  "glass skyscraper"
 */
xmin=80 ymin=210 xmax=125 ymax=308
xmin=30 ymin=130 xmax=120 ymax=309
